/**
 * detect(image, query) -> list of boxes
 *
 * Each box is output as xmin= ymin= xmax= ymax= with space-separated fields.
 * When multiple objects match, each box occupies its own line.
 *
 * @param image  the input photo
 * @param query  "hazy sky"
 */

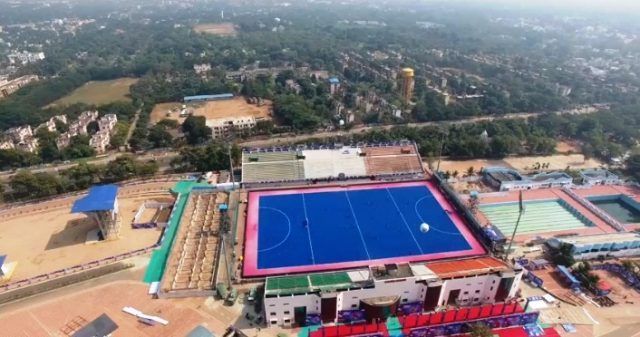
xmin=461 ymin=0 xmax=640 ymax=11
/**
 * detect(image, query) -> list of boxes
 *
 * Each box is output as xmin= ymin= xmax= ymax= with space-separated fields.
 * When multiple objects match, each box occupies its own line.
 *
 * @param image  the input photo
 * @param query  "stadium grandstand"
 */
xmin=159 ymin=189 xmax=227 ymax=298
xmin=241 ymin=142 xmax=424 ymax=184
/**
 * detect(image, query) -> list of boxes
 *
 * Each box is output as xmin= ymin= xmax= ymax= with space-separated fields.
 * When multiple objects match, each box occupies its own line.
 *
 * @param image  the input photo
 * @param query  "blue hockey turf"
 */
xmin=255 ymin=184 xmax=474 ymax=269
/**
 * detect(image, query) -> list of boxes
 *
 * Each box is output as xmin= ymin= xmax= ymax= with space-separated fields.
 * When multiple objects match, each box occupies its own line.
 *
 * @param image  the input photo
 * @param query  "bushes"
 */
xmin=2 ymin=155 xmax=159 ymax=201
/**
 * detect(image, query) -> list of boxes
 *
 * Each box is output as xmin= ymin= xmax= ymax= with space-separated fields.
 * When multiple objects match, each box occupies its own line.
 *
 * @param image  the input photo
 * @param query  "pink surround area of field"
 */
xmin=243 ymin=180 xmax=486 ymax=277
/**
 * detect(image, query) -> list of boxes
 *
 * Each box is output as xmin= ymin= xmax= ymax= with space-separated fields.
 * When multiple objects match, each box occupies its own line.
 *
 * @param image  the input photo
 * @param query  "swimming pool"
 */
xmin=588 ymin=195 xmax=640 ymax=224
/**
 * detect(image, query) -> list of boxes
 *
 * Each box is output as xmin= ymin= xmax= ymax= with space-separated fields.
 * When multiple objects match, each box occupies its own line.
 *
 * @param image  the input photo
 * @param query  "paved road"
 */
xmin=0 ymin=105 xmax=603 ymax=179
xmin=239 ymin=105 xmax=602 ymax=147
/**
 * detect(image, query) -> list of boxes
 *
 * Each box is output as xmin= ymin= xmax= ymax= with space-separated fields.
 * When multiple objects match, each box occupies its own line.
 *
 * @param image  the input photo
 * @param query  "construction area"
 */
xmin=159 ymin=190 xmax=228 ymax=298
xmin=150 ymin=97 xmax=272 ymax=124
xmin=438 ymin=154 xmax=603 ymax=174
xmin=0 ymin=182 xmax=174 ymax=282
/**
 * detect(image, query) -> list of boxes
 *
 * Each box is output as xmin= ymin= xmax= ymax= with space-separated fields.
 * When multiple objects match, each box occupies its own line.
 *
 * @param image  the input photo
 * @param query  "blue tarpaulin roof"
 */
xmin=328 ymin=77 xmax=340 ymax=84
xmin=71 ymin=185 xmax=118 ymax=213
xmin=557 ymin=265 xmax=580 ymax=285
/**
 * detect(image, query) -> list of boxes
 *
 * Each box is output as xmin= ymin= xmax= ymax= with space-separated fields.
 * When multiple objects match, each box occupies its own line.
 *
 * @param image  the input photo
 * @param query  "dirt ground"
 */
xmin=193 ymin=23 xmax=238 ymax=36
xmin=435 ymin=158 xmax=511 ymax=173
xmin=0 ymin=192 xmax=172 ymax=282
xmin=437 ymin=154 xmax=603 ymax=175
xmin=0 ymin=280 xmax=229 ymax=337
xmin=48 ymin=78 xmax=138 ymax=107
xmin=504 ymin=154 xmax=603 ymax=172
xmin=150 ymin=97 xmax=273 ymax=124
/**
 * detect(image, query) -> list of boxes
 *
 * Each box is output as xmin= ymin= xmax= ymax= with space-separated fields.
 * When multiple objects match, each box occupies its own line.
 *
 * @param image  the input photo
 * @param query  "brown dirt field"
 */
xmin=436 ymin=158 xmax=510 ymax=173
xmin=0 ymin=192 xmax=173 ymax=282
xmin=194 ymin=23 xmax=237 ymax=36
xmin=0 ymin=280 xmax=228 ymax=337
xmin=150 ymin=97 xmax=273 ymax=124
xmin=504 ymin=154 xmax=603 ymax=172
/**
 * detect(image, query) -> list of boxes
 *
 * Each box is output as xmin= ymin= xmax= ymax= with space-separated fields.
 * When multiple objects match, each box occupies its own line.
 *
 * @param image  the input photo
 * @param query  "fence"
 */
xmin=0 ymin=244 xmax=158 ymax=294
xmin=561 ymin=187 xmax=626 ymax=232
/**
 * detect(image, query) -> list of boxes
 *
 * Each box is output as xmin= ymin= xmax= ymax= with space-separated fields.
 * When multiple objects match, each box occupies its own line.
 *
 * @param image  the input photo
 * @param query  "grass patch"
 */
xmin=48 ymin=78 xmax=138 ymax=107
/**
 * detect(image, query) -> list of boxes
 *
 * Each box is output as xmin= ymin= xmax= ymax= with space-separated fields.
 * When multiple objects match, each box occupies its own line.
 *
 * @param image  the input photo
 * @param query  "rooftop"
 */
xmin=184 ymin=93 xmax=234 ymax=101
xmin=71 ymin=184 xmax=118 ymax=213
xmin=265 ymin=270 xmax=372 ymax=296
xmin=424 ymin=257 xmax=509 ymax=279
xmin=580 ymin=168 xmax=618 ymax=179
xmin=551 ymin=232 xmax=640 ymax=246
xmin=529 ymin=171 xmax=572 ymax=182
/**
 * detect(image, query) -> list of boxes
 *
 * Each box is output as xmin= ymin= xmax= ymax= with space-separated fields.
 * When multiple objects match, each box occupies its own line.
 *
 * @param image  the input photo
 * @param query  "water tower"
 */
xmin=401 ymin=68 xmax=415 ymax=104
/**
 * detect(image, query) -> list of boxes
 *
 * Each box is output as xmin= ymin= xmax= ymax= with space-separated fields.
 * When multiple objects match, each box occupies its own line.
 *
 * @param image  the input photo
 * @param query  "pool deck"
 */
xmin=474 ymin=188 xmax=617 ymax=242
xmin=573 ymin=184 xmax=640 ymax=230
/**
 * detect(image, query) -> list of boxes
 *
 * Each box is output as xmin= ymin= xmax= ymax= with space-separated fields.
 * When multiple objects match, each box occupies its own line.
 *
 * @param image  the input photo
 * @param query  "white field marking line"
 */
xmin=414 ymin=196 xmax=464 ymax=235
xmin=582 ymin=307 xmax=599 ymax=325
xmin=301 ymin=193 xmax=316 ymax=264
xmin=386 ymin=188 xmax=424 ymax=254
xmin=344 ymin=190 xmax=372 ymax=259
xmin=257 ymin=207 xmax=292 ymax=252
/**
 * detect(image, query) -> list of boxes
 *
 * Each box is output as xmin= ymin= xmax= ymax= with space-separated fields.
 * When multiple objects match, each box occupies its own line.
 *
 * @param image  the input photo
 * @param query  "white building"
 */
xmin=5 ymin=125 xmax=33 ymax=143
xmin=98 ymin=114 xmax=117 ymax=132
xmin=483 ymin=167 xmax=573 ymax=191
xmin=547 ymin=233 xmax=640 ymax=260
xmin=580 ymin=169 xmax=622 ymax=186
xmin=194 ymin=63 xmax=212 ymax=75
xmin=263 ymin=257 xmax=522 ymax=328
xmin=0 ymin=139 xmax=14 ymax=150
xmin=90 ymin=131 xmax=111 ymax=154
xmin=0 ymin=75 xmax=39 ymax=98
xmin=207 ymin=116 xmax=257 ymax=139
xmin=16 ymin=137 xmax=39 ymax=153
xmin=56 ymin=132 xmax=72 ymax=149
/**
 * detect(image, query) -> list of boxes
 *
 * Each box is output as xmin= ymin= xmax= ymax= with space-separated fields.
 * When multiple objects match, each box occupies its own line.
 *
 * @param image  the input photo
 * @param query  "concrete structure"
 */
xmin=90 ymin=131 xmax=111 ymax=153
xmin=329 ymin=77 xmax=340 ymax=95
xmin=5 ymin=125 xmax=33 ymax=143
xmin=69 ymin=110 xmax=99 ymax=136
xmin=483 ymin=167 xmax=573 ymax=191
xmin=400 ymin=68 xmax=415 ymax=104
xmin=263 ymin=257 xmax=522 ymax=327
xmin=580 ymin=169 xmax=622 ymax=185
xmin=16 ymin=137 xmax=39 ymax=153
xmin=547 ymin=233 xmax=640 ymax=260
xmin=0 ymin=75 xmax=39 ymax=98
xmin=184 ymin=93 xmax=234 ymax=103
xmin=193 ymin=63 xmax=212 ymax=75
xmin=207 ymin=116 xmax=257 ymax=139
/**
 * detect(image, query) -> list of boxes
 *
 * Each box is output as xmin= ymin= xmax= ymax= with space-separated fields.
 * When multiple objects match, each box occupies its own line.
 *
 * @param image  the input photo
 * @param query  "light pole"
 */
xmin=504 ymin=190 xmax=525 ymax=262
xmin=435 ymin=129 xmax=447 ymax=173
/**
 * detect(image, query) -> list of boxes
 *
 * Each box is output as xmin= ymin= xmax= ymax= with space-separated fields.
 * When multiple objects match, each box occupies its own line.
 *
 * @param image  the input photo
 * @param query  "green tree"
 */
xmin=182 ymin=115 xmax=212 ymax=145
xmin=148 ymin=124 xmax=174 ymax=148
xmin=469 ymin=323 xmax=493 ymax=337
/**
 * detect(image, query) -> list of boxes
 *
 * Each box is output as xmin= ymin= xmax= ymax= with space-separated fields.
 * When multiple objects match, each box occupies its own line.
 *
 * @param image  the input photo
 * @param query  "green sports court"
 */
xmin=479 ymin=199 xmax=595 ymax=235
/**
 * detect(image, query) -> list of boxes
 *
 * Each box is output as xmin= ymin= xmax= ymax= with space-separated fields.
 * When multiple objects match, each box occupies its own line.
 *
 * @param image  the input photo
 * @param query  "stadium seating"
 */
xmin=242 ymin=161 xmax=305 ymax=183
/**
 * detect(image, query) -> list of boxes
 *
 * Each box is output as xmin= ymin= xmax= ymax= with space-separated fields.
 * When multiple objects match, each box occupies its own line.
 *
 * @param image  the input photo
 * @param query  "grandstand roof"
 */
xmin=71 ymin=185 xmax=118 ymax=213
xmin=424 ymin=257 xmax=508 ymax=278
xmin=184 ymin=93 xmax=234 ymax=101
xmin=265 ymin=270 xmax=371 ymax=296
